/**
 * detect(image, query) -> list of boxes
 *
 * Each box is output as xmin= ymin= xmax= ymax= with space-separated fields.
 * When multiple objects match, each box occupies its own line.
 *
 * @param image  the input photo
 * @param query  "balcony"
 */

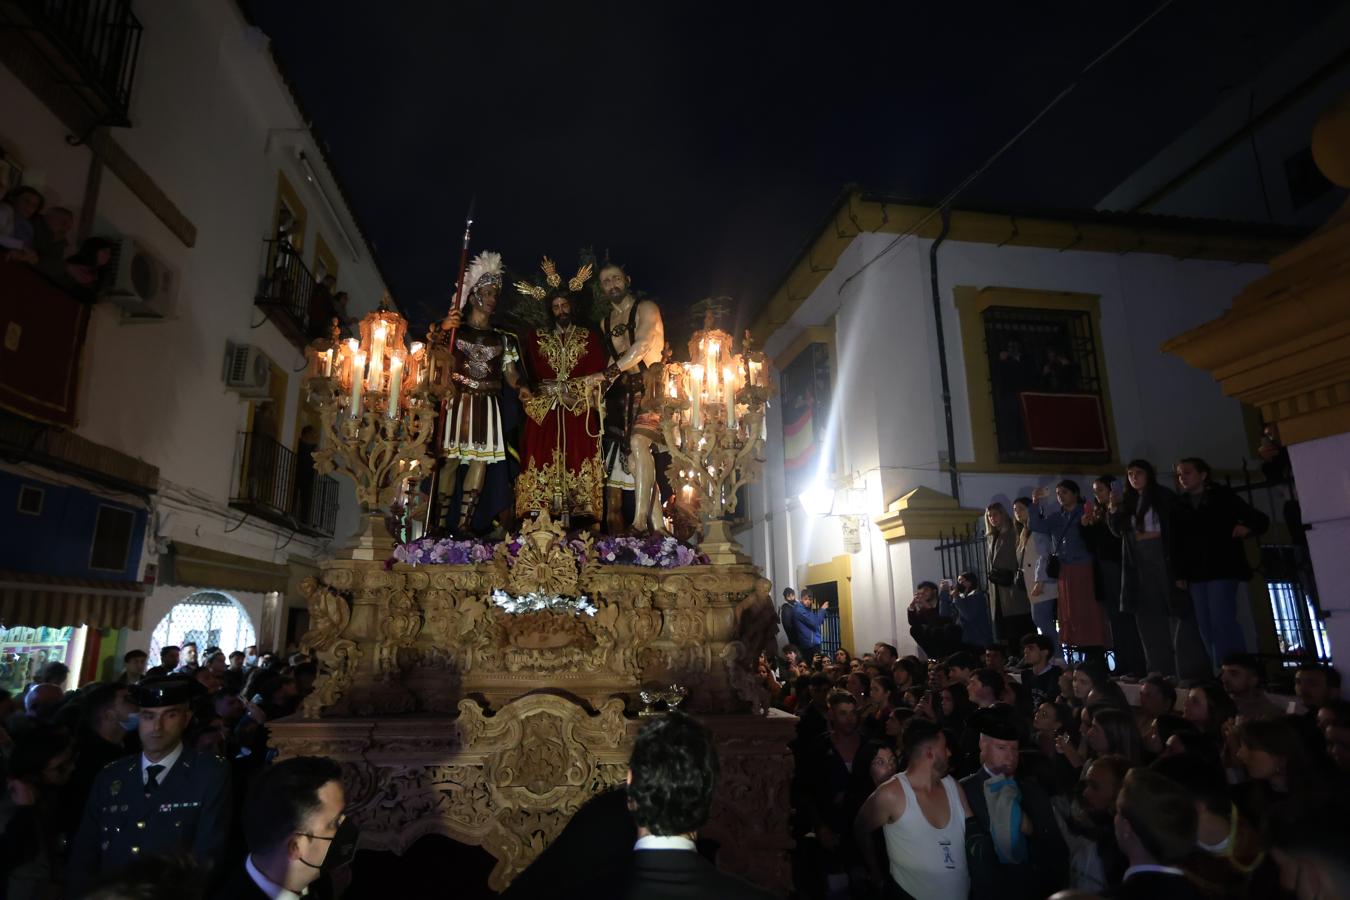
xmin=230 ymin=430 xmax=339 ymax=538
xmin=254 ymin=239 xmax=341 ymax=351
xmin=0 ymin=0 xmax=143 ymax=125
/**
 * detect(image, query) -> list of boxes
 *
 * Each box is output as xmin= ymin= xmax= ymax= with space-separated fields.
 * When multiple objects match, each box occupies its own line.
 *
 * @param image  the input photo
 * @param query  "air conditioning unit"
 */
xmin=99 ymin=237 xmax=179 ymax=319
xmin=223 ymin=342 xmax=272 ymax=398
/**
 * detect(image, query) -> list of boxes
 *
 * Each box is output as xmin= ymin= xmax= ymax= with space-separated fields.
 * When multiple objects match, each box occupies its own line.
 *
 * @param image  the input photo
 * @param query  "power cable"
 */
xmin=837 ymin=0 xmax=1177 ymax=296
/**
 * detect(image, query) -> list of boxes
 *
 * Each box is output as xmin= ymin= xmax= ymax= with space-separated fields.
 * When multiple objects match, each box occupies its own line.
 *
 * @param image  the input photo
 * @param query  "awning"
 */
xmin=162 ymin=543 xmax=290 ymax=595
xmin=0 ymin=571 xmax=146 ymax=629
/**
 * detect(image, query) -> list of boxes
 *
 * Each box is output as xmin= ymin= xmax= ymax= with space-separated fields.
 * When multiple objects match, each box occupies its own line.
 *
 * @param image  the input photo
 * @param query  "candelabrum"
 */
xmin=659 ymin=314 xmax=773 ymax=564
xmin=304 ymin=297 xmax=451 ymax=559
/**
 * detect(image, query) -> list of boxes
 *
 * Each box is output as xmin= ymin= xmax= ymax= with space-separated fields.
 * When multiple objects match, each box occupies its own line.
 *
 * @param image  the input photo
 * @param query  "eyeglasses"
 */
xmin=296 ymin=811 xmax=346 ymax=842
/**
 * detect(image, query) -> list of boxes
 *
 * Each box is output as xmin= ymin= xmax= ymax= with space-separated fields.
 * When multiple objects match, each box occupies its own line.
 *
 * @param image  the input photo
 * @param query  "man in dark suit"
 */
xmin=1108 ymin=768 xmax=1207 ymax=900
xmin=68 ymin=675 xmax=231 ymax=896
xmin=214 ymin=755 xmax=353 ymax=900
xmin=961 ymin=718 xmax=1067 ymax=900
xmin=501 ymin=786 xmax=635 ymax=899
xmin=598 ymin=710 xmax=773 ymax=900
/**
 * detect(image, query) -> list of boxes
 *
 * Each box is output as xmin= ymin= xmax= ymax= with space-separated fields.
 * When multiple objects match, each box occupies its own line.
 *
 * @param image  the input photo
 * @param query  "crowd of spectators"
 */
xmin=752 ymin=454 xmax=1338 ymax=898
xmin=904 ymin=458 xmax=1274 ymax=684
xmin=758 ymin=619 xmax=1346 ymax=899
xmin=0 ymin=639 xmax=325 ymax=898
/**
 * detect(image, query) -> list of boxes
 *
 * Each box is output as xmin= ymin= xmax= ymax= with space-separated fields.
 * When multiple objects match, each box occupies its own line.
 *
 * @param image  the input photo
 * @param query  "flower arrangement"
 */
xmin=392 ymin=537 xmax=496 ymax=566
xmin=491 ymin=588 xmax=597 ymax=617
xmin=393 ymin=531 xmax=708 ymax=568
xmin=594 ymin=533 xmax=705 ymax=568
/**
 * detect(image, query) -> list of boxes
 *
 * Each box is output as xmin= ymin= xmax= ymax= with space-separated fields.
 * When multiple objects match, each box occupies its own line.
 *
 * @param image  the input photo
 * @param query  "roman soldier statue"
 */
xmin=430 ymin=251 xmax=528 ymax=534
xmin=598 ymin=262 xmax=667 ymax=534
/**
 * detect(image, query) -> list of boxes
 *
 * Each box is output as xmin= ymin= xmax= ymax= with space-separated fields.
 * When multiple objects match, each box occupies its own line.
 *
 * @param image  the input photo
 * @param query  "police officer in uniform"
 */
xmin=68 ymin=675 xmax=231 ymax=895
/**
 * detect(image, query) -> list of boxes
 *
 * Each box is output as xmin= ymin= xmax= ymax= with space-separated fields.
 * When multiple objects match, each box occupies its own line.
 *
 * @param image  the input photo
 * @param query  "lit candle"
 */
xmin=705 ymin=343 xmax=718 ymax=398
xmin=723 ymin=365 xmax=736 ymax=427
xmin=368 ymin=322 xmax=387 ymax=391
xmin=748 ymin=358 xmax=761 ymax=387
xmin=387 ymin=352 xmax=404 ymax=418
xmin=688 ymin=364 xmax=703 ymax=430
xmin=409 ymin=341 xmax=425 ymax=385
xmin=350 ymin=351 xmax=366 ymax=416
xmin=321 ymin=348 xmax=334 ymax=378
xmin=344 ymin=338 xmax=359 ymax=385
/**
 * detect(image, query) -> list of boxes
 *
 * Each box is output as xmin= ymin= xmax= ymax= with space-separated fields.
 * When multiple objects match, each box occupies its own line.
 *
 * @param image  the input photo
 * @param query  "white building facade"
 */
xmin=745 ymin=194 xmax=1302 ymax=659
xmin=0 ymin=0 xmax=389 ymax=686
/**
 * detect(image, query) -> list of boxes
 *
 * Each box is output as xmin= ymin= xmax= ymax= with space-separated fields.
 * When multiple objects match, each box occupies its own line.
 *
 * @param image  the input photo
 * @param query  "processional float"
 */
xmin=275 ymin=244 xmax=793 ymax=894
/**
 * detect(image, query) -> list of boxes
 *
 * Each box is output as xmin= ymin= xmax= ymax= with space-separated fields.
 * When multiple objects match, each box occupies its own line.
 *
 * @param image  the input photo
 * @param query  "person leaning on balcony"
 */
xmin=307 ymin=274 xmax=338 ymax=340
xmin=0 ymin=185 xmax=43 ymax=258
xmin=1169 ymin=458 xmax=1270 ymax=670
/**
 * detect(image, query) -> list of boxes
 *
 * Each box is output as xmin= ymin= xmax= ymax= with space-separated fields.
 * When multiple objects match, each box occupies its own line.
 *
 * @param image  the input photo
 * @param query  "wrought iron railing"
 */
xmin=231 ymin=430 xmax=338 ymax=538
xmin=934 ymin=522 xmax=987 ymax=586
xmin=2 ymin=0 xmax=143 ymax=122
xmin=1223 ymin=461 xmax=1328 ymax=667
xmin=255 ymin=239 xmax=335 ymax=349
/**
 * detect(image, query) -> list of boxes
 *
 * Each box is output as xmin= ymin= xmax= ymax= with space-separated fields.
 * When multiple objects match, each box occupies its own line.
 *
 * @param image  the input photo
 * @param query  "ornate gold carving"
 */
xmin=309 ymin=378 xmax=438 ymax=514
xmin=505 ymin=511 xmax=580 ymax=597
xmin=452 ymin=694 xmax=632 ymax=890
xmin=268 ymin=703 xmax=794 ymax=896
xmin=299 ymin=576 xmax=350 ymax=652
xmin=301 ymin=639 xmax=358 ymax=718
xmin=514 ymin=449 xmax=604 ymax=519
xmin=498 ymin=611 xmax=596 ymax=652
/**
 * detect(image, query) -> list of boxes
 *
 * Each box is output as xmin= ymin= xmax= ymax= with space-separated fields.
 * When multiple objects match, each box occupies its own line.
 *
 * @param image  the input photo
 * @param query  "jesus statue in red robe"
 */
xmin=514 ymin=287 xmax=607 ymax=523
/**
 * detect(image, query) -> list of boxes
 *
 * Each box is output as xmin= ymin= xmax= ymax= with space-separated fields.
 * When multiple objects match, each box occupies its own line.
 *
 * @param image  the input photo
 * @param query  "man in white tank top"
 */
xmin=854 ymin=718 xmax=975 ymax=900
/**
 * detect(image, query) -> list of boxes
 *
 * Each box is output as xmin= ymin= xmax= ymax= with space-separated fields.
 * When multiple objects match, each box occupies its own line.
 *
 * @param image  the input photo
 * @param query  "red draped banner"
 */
xmin=1019 ymin=392 xmax=1109 ymax=453
xmin=0 ymin=262 xmax=90 ymax=428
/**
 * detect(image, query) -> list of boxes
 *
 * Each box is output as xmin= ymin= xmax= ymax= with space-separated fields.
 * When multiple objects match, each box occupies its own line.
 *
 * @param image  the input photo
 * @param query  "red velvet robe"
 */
xmin=515 ymin=325 xmax=607 ymax=519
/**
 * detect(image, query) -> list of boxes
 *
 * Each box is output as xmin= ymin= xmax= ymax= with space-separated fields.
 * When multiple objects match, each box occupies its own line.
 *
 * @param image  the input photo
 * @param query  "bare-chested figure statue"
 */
xmin=598 ymin=262 xmax=666 ymax=534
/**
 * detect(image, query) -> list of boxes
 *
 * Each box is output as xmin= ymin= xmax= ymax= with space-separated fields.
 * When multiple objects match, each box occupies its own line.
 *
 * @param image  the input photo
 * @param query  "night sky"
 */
xmin=241 ymin=1 xmax=1342 ymax=336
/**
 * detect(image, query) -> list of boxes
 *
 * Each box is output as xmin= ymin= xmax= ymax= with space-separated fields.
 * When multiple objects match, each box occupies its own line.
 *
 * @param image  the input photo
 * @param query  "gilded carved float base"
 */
xmin=290 ymin=514 xmax=794 ymax=894
xmin=268 ymin=698 xmax=796 ymax=895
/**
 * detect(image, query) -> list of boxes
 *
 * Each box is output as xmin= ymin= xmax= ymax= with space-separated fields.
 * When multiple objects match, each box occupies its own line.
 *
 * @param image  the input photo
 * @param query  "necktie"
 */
xmin=984 ymin=775 xmax=1028 ymax=864
xmin=146 ymin=764 xmax=165 ymax=792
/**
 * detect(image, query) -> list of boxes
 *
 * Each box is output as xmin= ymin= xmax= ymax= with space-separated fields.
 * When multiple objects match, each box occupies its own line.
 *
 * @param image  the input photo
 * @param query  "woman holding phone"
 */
xmin=1082 ymin=475 xmax=1146 ymax=677
xmin=1028 ymin=480 xmax=1112 ymax=664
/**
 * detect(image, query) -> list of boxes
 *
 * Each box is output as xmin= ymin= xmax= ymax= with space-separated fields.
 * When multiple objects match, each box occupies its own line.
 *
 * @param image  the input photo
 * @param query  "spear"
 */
xmin=445 ymin=195 xmax=476 ymax=350
xmin=425 ymin=197 xmax=475 ymax=536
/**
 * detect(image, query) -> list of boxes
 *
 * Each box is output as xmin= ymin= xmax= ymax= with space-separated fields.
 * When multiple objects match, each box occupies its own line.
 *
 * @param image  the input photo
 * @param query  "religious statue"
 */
xmin=431 ymin=251 xmax=528 ymax=534
xmin=512 ymin=258 xmax=608 ymax=524
xmin=598 ymin=262 xmax=667 ymax=534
